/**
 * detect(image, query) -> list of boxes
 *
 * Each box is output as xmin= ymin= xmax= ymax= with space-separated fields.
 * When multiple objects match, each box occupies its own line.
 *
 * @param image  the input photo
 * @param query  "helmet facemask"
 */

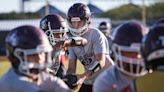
xmin=13 ymin=44 xmax=53 ymax=77
xmin=68 ymin=17 xmax=90 ymax=36
xmin=112 ymin=43 xmax=147 ymax=77
xmin=45 ymin=22 xmax=68 ymax=46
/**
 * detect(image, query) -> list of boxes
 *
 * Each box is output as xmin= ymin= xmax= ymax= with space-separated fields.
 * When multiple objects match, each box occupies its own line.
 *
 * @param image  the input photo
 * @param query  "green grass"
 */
xmin=0 ymin=56 xmax=11 ymax=76
xmin=136 ymin=71 xmax=164 ymax=92
xmin=64 ymin=59 xmax=84 ymax=75
xmin=65 ymin=60 xmax=84 ymax=92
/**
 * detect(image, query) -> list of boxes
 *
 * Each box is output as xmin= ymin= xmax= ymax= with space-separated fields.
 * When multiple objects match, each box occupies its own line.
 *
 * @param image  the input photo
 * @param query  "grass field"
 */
xmin=0 ymin=56 xmax=10 ymax=76
xmin=0 ymin=56 xmax=164 ymax=92
xmin=136 ymin=71 xmax=164 ymax=92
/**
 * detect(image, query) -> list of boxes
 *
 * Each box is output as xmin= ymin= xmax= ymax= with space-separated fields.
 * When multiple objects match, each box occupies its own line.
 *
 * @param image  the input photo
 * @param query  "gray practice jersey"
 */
xmin=68 ymin=28 xmax=113 ymax=85
xmin=0 ymin=68 xmax=70 ymax=92
xmin=50 ymin=49 xmax=66 ymax=77
xmin=93 ymin=66 xmax=135 ymax=92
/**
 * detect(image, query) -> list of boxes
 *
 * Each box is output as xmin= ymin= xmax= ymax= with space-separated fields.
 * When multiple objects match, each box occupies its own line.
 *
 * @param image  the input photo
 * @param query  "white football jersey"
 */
xmin=93 ymin=66 xmax=135 ymax=92
xmin=68 ymin=28 xmax=113 ymax=85
xmin=0 ymin=68 xmax=70 ymax=92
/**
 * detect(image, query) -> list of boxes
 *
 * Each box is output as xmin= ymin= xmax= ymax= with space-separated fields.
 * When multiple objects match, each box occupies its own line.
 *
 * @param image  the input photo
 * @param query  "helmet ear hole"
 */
xmin=88 ymin=20 xmax=91 ymax=25
xmin=45 ymin=31 xmax=51 ymax=36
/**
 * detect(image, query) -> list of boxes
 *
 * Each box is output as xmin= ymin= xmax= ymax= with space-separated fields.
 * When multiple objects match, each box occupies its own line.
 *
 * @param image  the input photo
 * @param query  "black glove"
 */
xmin=63 ymin=74 xmax=78 ymax=89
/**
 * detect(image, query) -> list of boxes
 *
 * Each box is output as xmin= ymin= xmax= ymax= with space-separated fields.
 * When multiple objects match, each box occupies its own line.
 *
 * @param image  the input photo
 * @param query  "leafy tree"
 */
xmin=99 ymin=2 xmax=164 ymax=22
xmin=99 ymin=4 xmax=142 ymax=20
xmin=147 ymin=3 xmax=164 ymax=21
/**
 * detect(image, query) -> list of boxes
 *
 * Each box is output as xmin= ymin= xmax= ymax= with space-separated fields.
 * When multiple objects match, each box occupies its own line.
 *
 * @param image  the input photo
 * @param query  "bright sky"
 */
xmin=0 ymin=0 xmax=19 ymax=13
xmin=0 ymin=0 xmax=157 ymax=13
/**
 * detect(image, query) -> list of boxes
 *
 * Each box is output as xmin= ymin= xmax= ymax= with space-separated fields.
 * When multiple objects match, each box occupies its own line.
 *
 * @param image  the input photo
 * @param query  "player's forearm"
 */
xmin=95 ymin=53 xmax=106 ymax=68
xmin=67 ymin=68 xmax=76 ymax=74
xmin=67 ymin=60 xmax=76 ymax=74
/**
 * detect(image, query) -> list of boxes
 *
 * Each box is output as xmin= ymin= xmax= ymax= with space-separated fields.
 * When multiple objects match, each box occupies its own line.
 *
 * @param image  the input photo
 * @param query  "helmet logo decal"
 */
xmin=40 ymin=19 xmax=47 ymax=30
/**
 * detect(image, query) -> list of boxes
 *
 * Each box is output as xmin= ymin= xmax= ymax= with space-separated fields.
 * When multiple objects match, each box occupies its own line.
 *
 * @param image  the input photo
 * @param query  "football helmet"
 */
xmin=40 ymin=14 xmax=68 ymax=46
xmin=98 ymin=21 xmax=111 ymax=36
xmin=5 ymin=25 xmax=53 ymax=76
xmin=154 ymin=18 xmax=164 ymax=25
xmin=141 ymin=24 xmax=164 ymax=72
xmin=112 ymin=20 xmax=147 ymax=77
xmin=67 ymin=3 xmax=91 ymax=36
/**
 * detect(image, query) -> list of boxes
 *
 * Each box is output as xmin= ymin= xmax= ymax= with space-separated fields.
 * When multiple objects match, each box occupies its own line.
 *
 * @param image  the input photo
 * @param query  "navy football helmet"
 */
xmin=67 ymin=3 xmax=91 ymax=36
xmin=5 ymin=25 xmax=53 ymax=76
xmin=112 ymin=20 xmax=147 ymax=77
xmin=154 ymin=18 xmax=164 ymax=25
xmin=141 ymin=24 xmax=164 ymax=72
xmin=40 ymin=14 xmax=68 ymax=46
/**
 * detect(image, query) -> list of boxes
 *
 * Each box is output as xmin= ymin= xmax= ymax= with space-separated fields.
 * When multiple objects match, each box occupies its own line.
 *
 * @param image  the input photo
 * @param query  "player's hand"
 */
xmin=73 ymin=70 xmax=93 ymax=86
xmin=63 ymin=74 xmax=78 ymax=89
xmin=75 ymin=74 xmax=86 ymax=84
xmin=63 ymin=37 xmax=88 ymax=47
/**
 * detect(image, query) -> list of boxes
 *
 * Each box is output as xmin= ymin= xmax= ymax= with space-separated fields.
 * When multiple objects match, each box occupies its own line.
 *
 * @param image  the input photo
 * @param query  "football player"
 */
xmin=141 ymin=23 xmax=164 ymax=72
xmin=93 ymin=20 xmax=147 ymax=92
xmin=134 ymin=18 xmax=164 ymax=92
xmin=0 ymin=25 xmax=70 ymax=92
xmin=40 ymin=14 xmax=89 ymax=89
xmin=98 ymin=21 xmax=112 ymax=50
xmin=66 ymin=3 xmax=114 ymax=92
xmin=98 ymin=21 xmax=112 ymax=36
xmin=40 ymin=14 xmax=68 ymax=78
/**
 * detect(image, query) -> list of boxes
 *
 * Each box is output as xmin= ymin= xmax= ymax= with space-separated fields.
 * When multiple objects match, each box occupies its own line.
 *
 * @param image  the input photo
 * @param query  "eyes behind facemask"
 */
xmin=112 ymin=44 xmax=147 ymax=77
xmin=68 ymin=17 xmax=90 ymax=36
xmin=14 ymin=45 xmax=53 ymax=76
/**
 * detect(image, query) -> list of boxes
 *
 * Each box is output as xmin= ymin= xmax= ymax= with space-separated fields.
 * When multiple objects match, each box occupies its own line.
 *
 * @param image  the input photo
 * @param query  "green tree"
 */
xmin=99 ymin=2 xmax=164 ymax=23
xmin=147 ymin=3 xmax=164 ymax=21
xmin=99 ymin=4 xmax=142 ymax=20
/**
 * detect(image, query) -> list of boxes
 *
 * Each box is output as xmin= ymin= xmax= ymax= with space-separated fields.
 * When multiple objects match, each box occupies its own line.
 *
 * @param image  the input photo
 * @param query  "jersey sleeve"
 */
xmin=92 ymin=29 xmax=109 ymax=55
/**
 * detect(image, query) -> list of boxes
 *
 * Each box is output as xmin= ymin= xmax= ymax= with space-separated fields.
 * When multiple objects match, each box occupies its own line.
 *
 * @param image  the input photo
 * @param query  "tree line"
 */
xmin=99 ymin=2 xmax=164 ymax=23
xmin=0 ymin=2 xmax=163 ymax=24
